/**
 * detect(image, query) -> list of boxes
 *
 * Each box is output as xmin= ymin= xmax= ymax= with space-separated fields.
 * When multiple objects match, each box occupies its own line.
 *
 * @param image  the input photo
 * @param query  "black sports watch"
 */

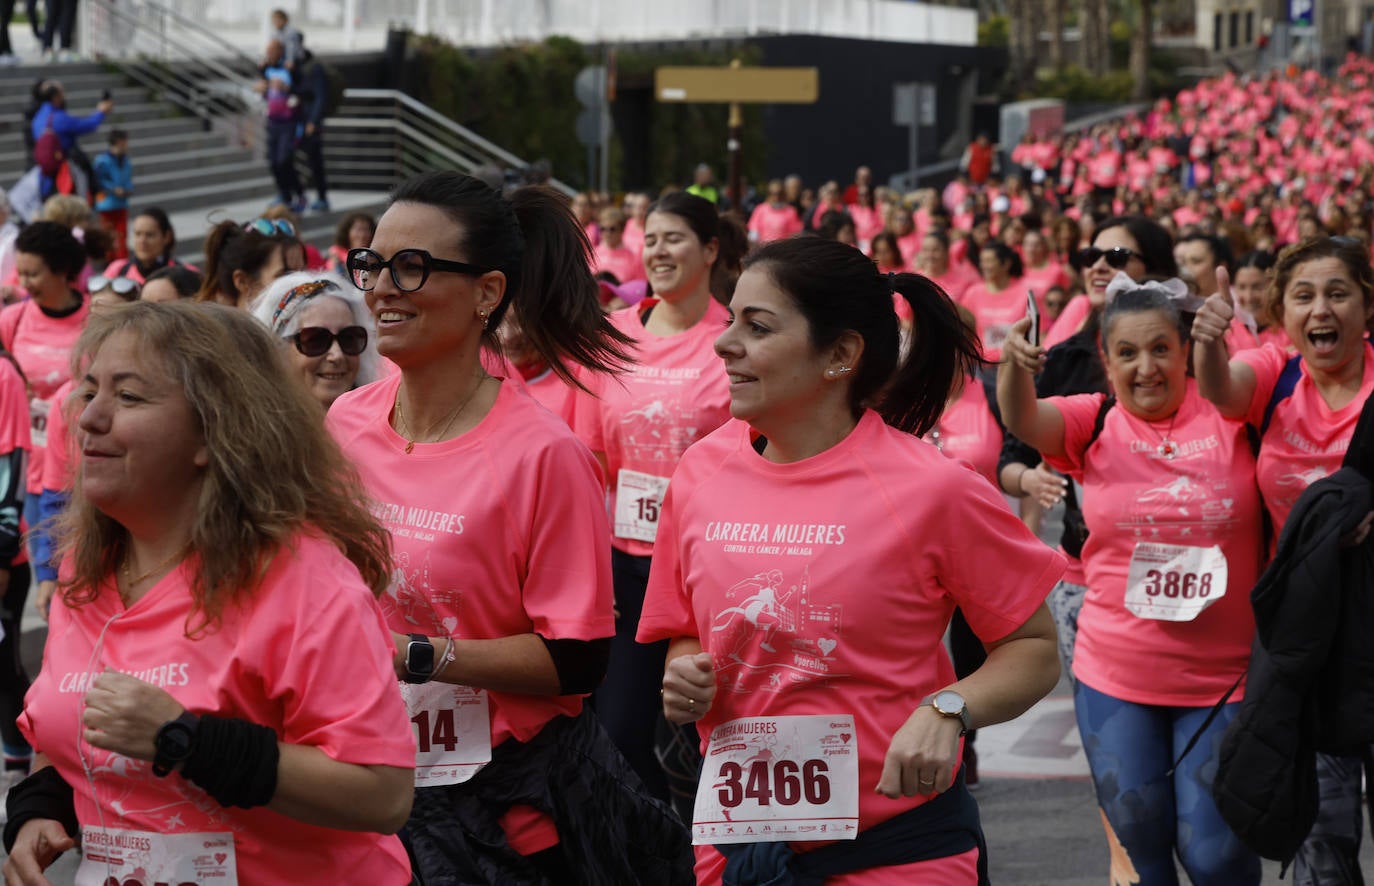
xmin=403 ymin=634 xmax=435 ymax=684
xmin=921 ymin=690 xmax=971 ymax=735
xmin=153 ymin=711 xmax=200 ymax=777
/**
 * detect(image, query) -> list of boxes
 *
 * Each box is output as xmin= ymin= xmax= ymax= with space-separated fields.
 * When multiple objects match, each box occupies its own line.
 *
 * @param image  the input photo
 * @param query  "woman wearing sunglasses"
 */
xmin=250 ymin=271 xmax=378 ymax=411
xmin=328 ymin=171 xmax=693 ymax=883
xmin=195 ymin=218 xmax=303 ymax=308
xmin=995 ymin=217 xmax=1176 ymax=686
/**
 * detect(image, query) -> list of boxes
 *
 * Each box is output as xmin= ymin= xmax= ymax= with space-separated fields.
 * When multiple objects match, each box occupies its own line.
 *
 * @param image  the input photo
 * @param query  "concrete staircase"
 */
xmin=0 ymin=61 xmax=386 ymax=265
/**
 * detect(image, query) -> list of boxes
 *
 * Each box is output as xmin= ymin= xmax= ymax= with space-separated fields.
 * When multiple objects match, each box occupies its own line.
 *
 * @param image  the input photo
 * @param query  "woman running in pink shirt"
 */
xmin=1194 ymin=236 xmax=1374 ymax=884
xmin=640 ymin=236 xmax=1063 ymax=883
xmin=331 ymin=171 xmax=692 ymax=883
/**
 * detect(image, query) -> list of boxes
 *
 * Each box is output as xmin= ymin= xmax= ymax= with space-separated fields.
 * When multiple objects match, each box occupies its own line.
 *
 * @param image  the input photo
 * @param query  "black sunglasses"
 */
xmin=289 ymin=325 xmax=368 ymax=357
xmin=346 ymin=247 xmax=491 ymax=293
xmin=1073 ymin=246 xmax=1143 ymax=271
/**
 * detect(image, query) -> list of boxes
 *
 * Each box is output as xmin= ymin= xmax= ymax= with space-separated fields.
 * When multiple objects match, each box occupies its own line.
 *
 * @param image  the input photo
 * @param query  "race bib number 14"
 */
xmin=693 ymin=714 xmax=859 ymax=846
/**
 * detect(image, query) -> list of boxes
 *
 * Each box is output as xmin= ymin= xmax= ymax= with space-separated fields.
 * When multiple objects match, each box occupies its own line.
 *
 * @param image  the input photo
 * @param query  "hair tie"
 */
xmin=71 ymin=226 xmax=85 ymax=243
xmin=1104 ymin=271 xmax=1205 ymax=312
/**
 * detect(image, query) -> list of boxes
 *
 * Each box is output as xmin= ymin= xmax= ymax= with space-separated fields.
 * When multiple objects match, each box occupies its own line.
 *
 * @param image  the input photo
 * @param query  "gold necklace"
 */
xmin=120 ymin=546 xmax=188 ymax=592
xmin=394 ymin=373 xmax=490 ymax=454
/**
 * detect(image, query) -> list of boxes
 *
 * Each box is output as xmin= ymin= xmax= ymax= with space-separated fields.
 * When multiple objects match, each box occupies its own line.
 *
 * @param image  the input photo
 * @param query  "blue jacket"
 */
xmin=91 ymin=151 xmax=133 ymax=211
xmin=30 ymin=103 xmax=106 ymax=154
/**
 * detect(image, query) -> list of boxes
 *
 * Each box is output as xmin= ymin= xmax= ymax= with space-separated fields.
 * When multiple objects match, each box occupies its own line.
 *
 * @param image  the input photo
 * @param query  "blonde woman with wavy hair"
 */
xmin=3 ymin=301 xmax=416 ymax=886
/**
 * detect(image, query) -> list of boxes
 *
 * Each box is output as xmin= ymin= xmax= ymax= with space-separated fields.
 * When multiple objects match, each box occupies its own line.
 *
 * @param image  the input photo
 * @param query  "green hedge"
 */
xmin=414 ymin=35 xmax=769 ymax=192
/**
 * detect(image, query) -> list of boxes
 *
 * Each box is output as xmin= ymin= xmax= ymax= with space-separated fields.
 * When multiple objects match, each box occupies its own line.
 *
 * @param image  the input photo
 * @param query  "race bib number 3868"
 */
xmin=692 ymin=715 xmax=859 ymax=845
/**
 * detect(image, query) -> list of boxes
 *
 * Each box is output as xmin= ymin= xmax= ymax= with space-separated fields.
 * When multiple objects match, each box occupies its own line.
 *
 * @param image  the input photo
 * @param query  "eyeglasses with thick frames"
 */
xmin=288 ymin=325 xmax=368 ymax=357
xmin=346 ymin=247 xmax=492 ymax=293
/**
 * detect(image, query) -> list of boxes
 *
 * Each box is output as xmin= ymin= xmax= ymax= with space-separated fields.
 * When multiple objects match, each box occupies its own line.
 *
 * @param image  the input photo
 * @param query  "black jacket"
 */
xmin=1212 ymin=466 xmax=1374 ymax=862
xmin=405 ymin=707 xmax=694 ymax=885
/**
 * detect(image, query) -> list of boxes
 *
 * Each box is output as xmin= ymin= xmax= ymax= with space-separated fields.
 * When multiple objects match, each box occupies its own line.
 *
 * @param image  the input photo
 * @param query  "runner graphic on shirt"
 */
xmin=1115 ymin=453 xmax=1238 ymax=540
xmin=90 ymin=750 xmax=238 ymax=832
xmin=709 ymin=566 xmax=845 ymax=694
xmin=381 ymin=550 xmax=462 ymax=637
xmin=619 ymin=393 xmax=701 ymax=465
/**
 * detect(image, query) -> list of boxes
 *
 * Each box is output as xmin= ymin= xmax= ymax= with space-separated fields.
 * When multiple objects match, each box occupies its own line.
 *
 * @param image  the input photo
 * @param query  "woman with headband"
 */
xmin=1000 ymin=272 xmax=1263 ymax=884
xmin=250 ymin=271 xmax=379 ymax=411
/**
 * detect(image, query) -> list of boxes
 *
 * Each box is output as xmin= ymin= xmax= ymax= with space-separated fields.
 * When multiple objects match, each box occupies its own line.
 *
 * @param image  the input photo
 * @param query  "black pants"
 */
xmin=949 ymin=608 xmax=986 ymax=748
xmin=297 ymin=127 xmax=328 ymax=201
xmin=266 ymin=119 xmax=303 ymax=203
xmin=41 ymin=0 xmax=75 ymax=50
xmin=0 ymin=0 xmax=14 ymax=54
xmin=590 ymin=548 xmax=669 ymax=800
xmin=0 ymin=563 xmax=33 ymax=758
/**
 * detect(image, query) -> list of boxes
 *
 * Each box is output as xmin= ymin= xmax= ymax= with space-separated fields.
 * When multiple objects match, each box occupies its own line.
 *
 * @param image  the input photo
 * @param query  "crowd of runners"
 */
xmin=0 ymin=50 xmax=1370 ymax=886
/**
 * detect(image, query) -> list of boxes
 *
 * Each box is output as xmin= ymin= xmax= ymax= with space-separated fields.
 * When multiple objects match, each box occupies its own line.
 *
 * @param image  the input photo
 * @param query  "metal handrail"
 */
xmin=80 ymin=0 xmax=577 ymax=194
xmin=324 ymin=91 xmax=578 ymax=196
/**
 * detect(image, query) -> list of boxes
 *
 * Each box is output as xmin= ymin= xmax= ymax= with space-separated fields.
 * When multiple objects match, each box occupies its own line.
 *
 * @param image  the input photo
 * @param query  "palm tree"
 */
xmin=1048 ymin=0 xmax=1066 ymax=70
xmin=1129 ymin=0 xmax=1153 ymax=100
xmin=1081 ymin=0 xmax=1110 ymax=75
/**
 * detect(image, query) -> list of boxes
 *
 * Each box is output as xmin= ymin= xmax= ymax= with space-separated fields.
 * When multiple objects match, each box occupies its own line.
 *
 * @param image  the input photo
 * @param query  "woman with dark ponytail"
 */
xmin=638 ymin=237 xmax=1063 ymax=883
xmin=328 ymin=171 xmax=692 ymax=884
xmin=575 ymin=191 xmax=747 ymax=808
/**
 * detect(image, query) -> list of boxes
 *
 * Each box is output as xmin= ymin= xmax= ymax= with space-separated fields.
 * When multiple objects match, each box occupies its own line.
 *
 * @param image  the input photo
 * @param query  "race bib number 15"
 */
xmin=692 ymin=714 xmax=859 ymax=845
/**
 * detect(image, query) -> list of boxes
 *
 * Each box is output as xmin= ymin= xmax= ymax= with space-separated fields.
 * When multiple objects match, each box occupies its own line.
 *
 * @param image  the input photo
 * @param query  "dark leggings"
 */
xmin=590 ymin=548 xmax=669 ymax=800
xmin=266 ymin=119 xmax=303 ymax=203
xmin=297 ymin=129 xmax=328 ymax=201
xmin=0 ymin=0 xmax=14 ymax=54
xmin=42 ymin=0 xmax=75 ymax=50
xmin=949 ymin=608 xmax=986 ymax=748
xmin=0 ymin=562 xmax=32 ymax=758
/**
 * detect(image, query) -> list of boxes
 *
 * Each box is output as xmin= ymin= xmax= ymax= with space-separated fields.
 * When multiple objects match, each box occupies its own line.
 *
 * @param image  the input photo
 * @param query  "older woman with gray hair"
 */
xmin=250 ymin=270 xmax=380 ymax=410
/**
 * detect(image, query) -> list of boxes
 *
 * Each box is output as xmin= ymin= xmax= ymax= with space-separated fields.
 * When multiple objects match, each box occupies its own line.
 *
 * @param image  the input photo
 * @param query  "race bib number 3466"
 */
xmin=692 ymin=715 xmax=858 ymax=846
xmin=76 ymin=828 xmax=236 ymax=886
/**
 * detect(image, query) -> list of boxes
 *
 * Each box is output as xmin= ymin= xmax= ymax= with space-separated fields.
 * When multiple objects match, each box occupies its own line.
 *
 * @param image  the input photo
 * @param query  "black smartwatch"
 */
xmin=153 ymin=711 xmax=200 ymax=777
xmin=403 ymin=634 xmax=435 ymax=684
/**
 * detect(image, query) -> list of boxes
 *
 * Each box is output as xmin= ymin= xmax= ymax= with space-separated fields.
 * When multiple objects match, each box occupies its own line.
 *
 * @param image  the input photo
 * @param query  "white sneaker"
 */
xmin=0 ymin=54 xmax=18 ymax=67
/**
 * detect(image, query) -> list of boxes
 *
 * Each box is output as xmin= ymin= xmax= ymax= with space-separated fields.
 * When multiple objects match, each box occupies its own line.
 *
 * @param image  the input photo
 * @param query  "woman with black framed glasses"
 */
xmin=249 ymin=270 xmax=379 ymax=411
xmin=330 ymin=171 xmax=693 ymax=884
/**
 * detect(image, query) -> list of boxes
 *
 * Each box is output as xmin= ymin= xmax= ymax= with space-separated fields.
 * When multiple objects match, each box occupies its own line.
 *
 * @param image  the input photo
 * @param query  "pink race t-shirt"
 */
xmin=592 ymin=242 xmax=646 ymax=284
xmin=41 ymin=379 xmax=74 ymax=493
xmin=18 ymin=533 xmax=415 ymax=885
xmin=1238 ymin=342 xmax=1374 ymax=533
xmin=929 ymin=380 xmax=1003 ymax=489
xmin=1044 ymin=383 xmax=1263 ymax=706
xmin=747 ymin=203 xmax=804 ymax=243
xmin=524 ymin=365 xmax=577 ymax=428
xmin=1042 ymin=296 xmax=1091 ymax=351
xmin=329 ymin=375 xmax=615 ymax=854
xmin=1 ymin=297 xmax=90 ymax=493
xmin=961 ymin=279 xmax=1037 ymax=362
xmin=574 ymin=299 xmax=733 ymax=557
xmin=639 ymin=410 xmax=1063 ymax=884
xmin=328 ymin=375 xmax=614 ymax=743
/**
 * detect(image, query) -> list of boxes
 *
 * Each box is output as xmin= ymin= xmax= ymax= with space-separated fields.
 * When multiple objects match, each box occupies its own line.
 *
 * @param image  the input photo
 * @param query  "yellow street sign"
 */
xmin=655 ymin=67 xmax=819 ymax=104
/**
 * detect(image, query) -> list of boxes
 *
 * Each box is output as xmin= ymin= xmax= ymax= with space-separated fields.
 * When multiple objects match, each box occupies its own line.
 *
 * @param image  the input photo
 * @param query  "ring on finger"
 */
xmin=687 ymin=697 xmax=697 ymax=712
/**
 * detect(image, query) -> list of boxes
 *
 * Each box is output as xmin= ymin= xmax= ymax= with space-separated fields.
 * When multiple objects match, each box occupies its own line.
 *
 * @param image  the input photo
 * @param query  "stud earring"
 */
xmin=478 ymin=310 xmax=489 ymax=329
